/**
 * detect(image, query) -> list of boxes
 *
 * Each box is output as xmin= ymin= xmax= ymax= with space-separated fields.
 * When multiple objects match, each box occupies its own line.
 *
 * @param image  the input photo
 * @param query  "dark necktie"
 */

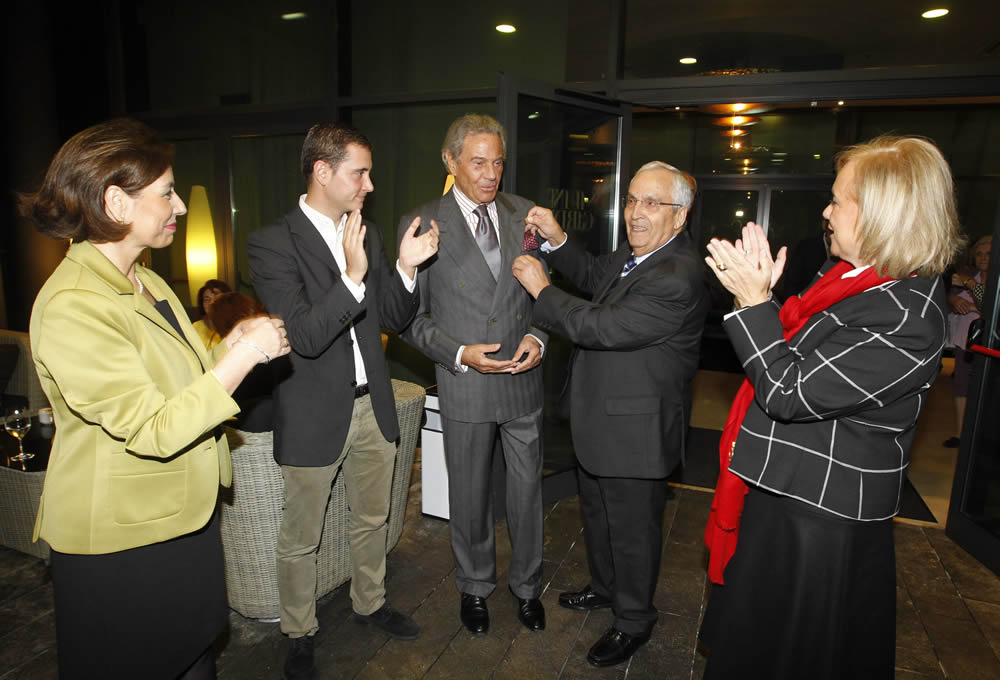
xmin=474 ymin=204 xmax=501 ymax=280
xmin=619 ymin=254 xmax=637 ymax=278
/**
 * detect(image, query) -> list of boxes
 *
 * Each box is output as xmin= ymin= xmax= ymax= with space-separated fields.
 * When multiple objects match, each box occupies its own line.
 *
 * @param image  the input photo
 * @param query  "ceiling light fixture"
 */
xmin=837 ymin=100 xmax=845 ymax=106
xmin=921 ymin=9 xmax=949 ymax=19
xmin=679 ymin=57 xmax=697 ymax=64
xmin=281 ymin=12 xmax=307 ymax=20
xmin=496 ymin=24 xmax=516 ymax=33
xmin=527 ymin=111 xmax=540 ymax=120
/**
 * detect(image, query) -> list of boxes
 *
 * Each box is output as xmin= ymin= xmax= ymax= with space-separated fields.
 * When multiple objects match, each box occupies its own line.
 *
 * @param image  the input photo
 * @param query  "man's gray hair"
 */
xmin=441 ymin=114 xmax=507 ymax=171
xmin=634 ymin=161 xmax=696 ymax=208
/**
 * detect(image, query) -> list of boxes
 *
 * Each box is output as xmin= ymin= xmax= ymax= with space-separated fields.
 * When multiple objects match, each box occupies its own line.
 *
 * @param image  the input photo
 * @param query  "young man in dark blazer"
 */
xmin=512 ymin=162 xmax=709 ymax=667
xmin=398 ymin=114 xmax=548 ymax=635
xmin=248 ymin=122 xmax=438 ymax=680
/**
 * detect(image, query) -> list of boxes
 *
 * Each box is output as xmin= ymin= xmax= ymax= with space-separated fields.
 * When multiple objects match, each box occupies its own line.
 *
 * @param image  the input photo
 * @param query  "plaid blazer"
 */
xmin=724 ymin=264 xmax=946 ymax=520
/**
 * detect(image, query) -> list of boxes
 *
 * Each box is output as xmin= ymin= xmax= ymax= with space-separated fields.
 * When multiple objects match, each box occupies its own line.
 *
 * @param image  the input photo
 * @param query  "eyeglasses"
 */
xmin=622 ymin=196 xmax=683 ymax=211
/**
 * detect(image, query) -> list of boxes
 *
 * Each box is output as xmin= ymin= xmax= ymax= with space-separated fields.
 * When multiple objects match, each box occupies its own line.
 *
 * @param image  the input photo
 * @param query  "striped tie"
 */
xmin=620 ymin=254 xmax=637 ymax=278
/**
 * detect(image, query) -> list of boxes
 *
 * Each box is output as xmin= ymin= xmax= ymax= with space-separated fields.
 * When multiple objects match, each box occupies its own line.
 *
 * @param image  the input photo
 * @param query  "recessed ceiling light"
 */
xmin=922 ymin=9 xmax=949 ymax=19
xmin=281 ymin=12 xmax=307 ymax=20
xmin=773 ymin=152 xmax=788 ymax=156
xmin=813 ymin=154 xmax=822 ymax=159
xmin=527 ymin=111 xmax=540 ymax=120
xmin=679 ymin=57 xmax=697 ymax=65
xmin=496 ymin=24 xmax=516 ymax=33
xmin=735 ymin=210 xmax=744 ymax=217
xmin=837 ymin=100 xmax=845 ymax=106
xmin=675 ymin=106 xmax=681 ymax=110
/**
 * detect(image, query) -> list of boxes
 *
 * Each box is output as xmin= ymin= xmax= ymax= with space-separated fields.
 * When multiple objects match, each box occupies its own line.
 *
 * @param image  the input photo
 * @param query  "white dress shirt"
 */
xmin=298 ymin=195 xmax=416 ymax=386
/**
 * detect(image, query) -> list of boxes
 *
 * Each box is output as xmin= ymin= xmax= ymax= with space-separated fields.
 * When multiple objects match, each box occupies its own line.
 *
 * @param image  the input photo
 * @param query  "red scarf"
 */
xmin=704 ymin=261 xmax=896 ymax=584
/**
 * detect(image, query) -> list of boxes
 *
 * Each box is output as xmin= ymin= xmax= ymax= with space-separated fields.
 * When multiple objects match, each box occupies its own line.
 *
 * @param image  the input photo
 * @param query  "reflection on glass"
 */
xmin=516 ymin=95 xmax=621 ymax=255
xmin=696 ymin=190 xmax=760 ymax=320
xmin=963 ymin=353 xmax=1000 ymax=538
xmin=231 ymin=135 xmax=304 ymax=295
xmin=768 ymin=189 xmax=832 ymax=301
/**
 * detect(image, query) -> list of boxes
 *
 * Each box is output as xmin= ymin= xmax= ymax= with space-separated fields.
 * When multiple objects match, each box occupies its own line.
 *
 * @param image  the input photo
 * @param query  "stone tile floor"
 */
xmin=3 ymin=470 xmax=1000 ymax=679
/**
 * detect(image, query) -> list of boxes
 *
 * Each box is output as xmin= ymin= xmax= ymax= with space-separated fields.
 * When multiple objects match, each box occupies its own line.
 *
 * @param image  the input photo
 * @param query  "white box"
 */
xmin=420 ymin=390 xmax=449 ymax=518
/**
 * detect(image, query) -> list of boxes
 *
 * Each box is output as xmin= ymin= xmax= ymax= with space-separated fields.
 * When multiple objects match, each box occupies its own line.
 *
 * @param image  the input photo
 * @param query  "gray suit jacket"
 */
xmin=398 ymin=190 xmax=546 ymax=423
xmin=533 ymin=232 xmax=708 ymax=479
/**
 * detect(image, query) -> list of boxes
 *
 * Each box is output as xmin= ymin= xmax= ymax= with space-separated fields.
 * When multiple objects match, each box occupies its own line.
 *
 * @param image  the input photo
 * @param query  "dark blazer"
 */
xmin=248 ymin=206 xmax=419 ymax=466
xmin=725 ymin=263 xmax=947 ymax=520
xmin=398 ymin=190 xmax=546 ymax=423
xmin=533 ymin=231 xmax=709 ymax=479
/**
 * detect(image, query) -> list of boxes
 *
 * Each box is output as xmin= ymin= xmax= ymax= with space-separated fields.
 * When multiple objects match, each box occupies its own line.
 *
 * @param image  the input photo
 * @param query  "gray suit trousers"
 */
xmin=441 ymin=408 xmax=544 ymax=599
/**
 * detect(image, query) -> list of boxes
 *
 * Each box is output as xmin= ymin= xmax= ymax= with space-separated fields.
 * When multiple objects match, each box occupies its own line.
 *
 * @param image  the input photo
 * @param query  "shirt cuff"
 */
xmin=395 ymin=260 xmax=417 ymax=292
xmin=527 ymin=333 xmax=545 ymax=357
xmin=342 ymin=274 xmax=365 ymax=303
xmin=454 ymin=345 xmax=469 ymax=373
xmin=540 ymin=233 xmax=568 ymax=253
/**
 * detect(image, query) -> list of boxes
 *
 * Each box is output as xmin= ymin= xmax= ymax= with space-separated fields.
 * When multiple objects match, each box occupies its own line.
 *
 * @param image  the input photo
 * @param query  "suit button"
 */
xmin=516 ymin=313 xmax=523 ymax=321
xmin=458 ymin=281 xmax=466 ymax=288
xmin=350 ymin=380 xmax=357 ymax=387
xmin=488 ymin=319 xmax=495 ymax=326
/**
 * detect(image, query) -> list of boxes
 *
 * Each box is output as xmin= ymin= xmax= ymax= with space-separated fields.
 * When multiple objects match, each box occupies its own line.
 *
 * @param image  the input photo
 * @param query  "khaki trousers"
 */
xmin=276 ymin=395 xmax=397 ymax=636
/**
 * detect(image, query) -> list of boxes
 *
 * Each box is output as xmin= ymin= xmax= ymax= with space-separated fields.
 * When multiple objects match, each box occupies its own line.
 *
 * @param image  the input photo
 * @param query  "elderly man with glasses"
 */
xmin=512 ymin=161 xmax=709 ymax=667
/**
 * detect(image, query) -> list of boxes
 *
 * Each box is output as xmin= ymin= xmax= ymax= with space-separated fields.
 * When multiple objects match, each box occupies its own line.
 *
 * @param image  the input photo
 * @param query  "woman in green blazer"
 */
xmin=21 ymin=119 xmax=290 ymax=680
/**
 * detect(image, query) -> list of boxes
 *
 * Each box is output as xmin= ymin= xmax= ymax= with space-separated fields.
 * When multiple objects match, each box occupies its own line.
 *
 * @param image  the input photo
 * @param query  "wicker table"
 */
xmin=219 ymin=380 xmax=426 ymax=620
xmin=0 ymin=417 xmax=53 ymax=560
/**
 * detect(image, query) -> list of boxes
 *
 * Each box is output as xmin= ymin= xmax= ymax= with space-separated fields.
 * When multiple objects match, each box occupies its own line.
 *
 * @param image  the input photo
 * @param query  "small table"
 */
xmin=0 ymin=416 xmax=53 ymax=560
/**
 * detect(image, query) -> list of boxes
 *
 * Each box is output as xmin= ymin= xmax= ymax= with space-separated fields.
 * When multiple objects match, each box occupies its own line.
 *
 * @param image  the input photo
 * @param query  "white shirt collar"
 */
xmin=299 ymin=194 xmax=347 ymax=233
xmin=633 ymin=232 xmax=678 ymax=264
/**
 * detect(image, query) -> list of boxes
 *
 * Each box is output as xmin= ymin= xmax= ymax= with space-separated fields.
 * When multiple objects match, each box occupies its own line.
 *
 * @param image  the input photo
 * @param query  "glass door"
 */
xmin=947 ymin=201 xmax=1000 ymax=575
xmin=497 ymin=75 xmax=632 ymax=478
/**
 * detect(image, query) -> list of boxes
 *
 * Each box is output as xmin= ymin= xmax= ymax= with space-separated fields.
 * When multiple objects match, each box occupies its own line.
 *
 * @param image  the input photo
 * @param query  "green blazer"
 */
xmin=29 ymin=241 xmax=239 ymax=555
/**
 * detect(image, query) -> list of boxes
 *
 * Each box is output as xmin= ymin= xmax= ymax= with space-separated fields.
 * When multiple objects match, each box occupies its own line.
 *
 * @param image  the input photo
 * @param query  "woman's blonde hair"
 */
xmin=836 ymin=135 xmax=964 ymax=278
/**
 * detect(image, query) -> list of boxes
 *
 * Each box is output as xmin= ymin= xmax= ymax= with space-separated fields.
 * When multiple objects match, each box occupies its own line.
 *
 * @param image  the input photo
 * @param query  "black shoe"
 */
xmin=283 ymin=635 xmax=316 ymax=680
xmin=353 ymin=603 xmax=420 ymax=640
xmin=586 ymin=627 xmax=650 ymax=667
xmin=460 ymin=593 xmax=489 ymax=634
xmin=943 ymin=436 xmax=960 ymax=448
xmin=513 ymin=593 xmax=546 ymax=632
xmin=558 ymin=585 xmax=612 ymax=611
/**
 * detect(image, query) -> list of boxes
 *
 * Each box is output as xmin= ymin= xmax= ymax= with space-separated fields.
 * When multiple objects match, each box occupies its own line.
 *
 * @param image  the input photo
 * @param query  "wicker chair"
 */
xmin=0 ymin=330 xmax=49 ymax=411
xmin=219 ymin=379 xmax=425 ymax=620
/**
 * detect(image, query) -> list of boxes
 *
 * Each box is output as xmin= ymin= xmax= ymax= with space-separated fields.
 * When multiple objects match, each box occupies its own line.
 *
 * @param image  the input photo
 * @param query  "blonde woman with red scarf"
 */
xmin=698 ymin=136 xmax=964 ymax=680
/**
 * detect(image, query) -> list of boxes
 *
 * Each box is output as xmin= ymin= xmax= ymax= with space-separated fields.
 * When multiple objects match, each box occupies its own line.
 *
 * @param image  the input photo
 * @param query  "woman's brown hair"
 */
xmin=19 ymin=118 xmax=174 ymax=242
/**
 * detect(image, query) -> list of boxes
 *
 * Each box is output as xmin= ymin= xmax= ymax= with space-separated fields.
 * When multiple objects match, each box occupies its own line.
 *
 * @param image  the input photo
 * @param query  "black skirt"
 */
xmin=50 ymin=511 xmax=228 ymax=680
xmin=699 ymin=487 xmax=896 ymax=680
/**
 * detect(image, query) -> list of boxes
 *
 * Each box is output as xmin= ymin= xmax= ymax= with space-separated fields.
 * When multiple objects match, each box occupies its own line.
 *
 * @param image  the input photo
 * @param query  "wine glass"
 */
xmin=4 ymin=408 xmax=34 ymax=465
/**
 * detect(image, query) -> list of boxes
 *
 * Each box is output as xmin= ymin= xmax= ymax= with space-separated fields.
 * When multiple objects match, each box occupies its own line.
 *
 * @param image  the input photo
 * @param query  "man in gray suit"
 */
xmin=398 ymin=114 xmax=547 ymax=635
xmin=513 ymin=162 xmax=708 ymax=667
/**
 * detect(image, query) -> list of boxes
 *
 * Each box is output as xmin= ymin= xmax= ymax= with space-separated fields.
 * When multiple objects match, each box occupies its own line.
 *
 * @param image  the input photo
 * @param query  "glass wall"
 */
xmin=230 ymin=134 xmax=305 ymax=296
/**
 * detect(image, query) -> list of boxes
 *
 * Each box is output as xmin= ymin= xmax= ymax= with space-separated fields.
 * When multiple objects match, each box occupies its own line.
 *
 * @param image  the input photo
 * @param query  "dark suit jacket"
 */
xmin=725 ymin=263 xmax=947 ymax=520
xmin=533 ymin=231 xmax=709 ymax=479
xmin=248 ymin=206 xmax=419 ymax=466
xmin=398 ymin=190 xmax=546 ymax=423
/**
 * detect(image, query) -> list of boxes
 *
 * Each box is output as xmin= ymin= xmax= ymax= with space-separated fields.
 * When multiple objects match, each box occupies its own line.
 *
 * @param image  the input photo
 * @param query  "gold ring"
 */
xmin=717 ymin=263 xmax=728 ymax=271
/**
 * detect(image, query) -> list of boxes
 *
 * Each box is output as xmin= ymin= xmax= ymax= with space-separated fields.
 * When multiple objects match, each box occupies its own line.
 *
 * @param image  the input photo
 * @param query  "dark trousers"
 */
xmin=441 ymin=408 xmax=544 ymax=599
xmin=577 ymin=465 xmax=669 ymax=636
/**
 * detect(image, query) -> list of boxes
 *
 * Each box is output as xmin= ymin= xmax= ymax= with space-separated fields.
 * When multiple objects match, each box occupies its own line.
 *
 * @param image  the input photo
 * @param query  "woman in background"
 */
xmin=944 ymin=234 xmax=991 ymax=447
xmin=208 ymin=292 xmax=279 ymax=432
xmin=192 ymin=278 xmax=232 ymax=349
xmin=700 ymin=136 xmax=962 ymax=679
xmin=22 ymin=118 xmax=290 ymax=679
